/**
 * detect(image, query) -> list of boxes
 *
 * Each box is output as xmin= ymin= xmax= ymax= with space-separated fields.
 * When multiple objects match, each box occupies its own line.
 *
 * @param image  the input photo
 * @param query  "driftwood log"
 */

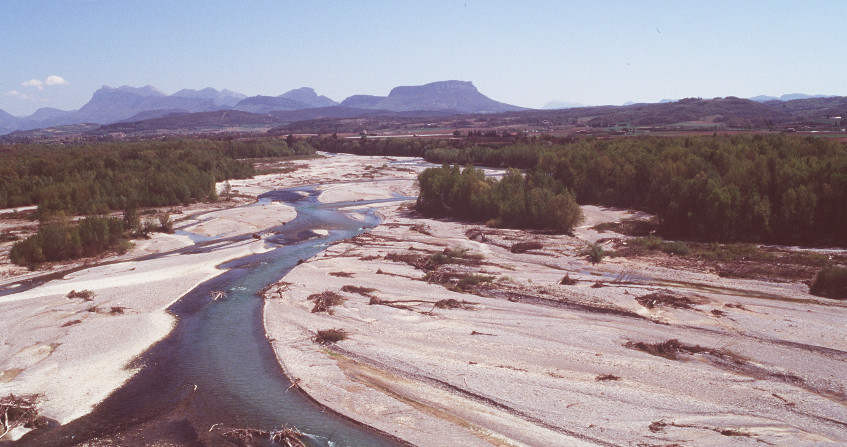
xmin=0 ymin=394 xmax=47 ymax=439
xmin=217 ymin=425 xmax=306 ymax=447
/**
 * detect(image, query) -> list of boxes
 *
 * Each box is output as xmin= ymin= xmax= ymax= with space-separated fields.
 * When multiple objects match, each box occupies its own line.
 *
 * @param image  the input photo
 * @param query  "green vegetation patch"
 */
xmin=416 ymin=165 xmax=583 ymax=234
xmin=0 ymin=138 xmax=314 ymax=215
xmin=10 ymin=213 xmax=129 ymax=267
xmin=583 ymin=243 xmax=606 ymax=264
xmin=810 ymin=265 xmax=847 ymax=299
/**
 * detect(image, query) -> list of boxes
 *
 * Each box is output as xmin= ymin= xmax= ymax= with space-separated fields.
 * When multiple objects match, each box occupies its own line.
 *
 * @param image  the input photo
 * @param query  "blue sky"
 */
xmin=2 ymin=0 xmax=846 ymax=116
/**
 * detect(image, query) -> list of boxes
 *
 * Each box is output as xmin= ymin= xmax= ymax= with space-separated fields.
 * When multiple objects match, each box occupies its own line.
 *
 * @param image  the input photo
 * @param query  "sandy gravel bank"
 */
xmin=0 ymin=198 xmax=297 ymax=438
xmin=0 ymin=152 xmax=419 ymax=440
xmin=3 ymin=152 xmax=845 ymax=446
xmin=264 ymin=181 xmax=847 ymax=446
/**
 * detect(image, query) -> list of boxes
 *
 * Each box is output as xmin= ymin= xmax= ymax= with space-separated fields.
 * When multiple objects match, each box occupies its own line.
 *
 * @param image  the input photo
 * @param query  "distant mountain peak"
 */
xmin=750 ymin=93 xmax=836 ymax=103
xmin=349 ymin=80 xmax=523 ymax=113
xmin=387 ymin=80 xmax=476 ymax=97
xmin=172 ymin=87 xmax=246 ymax=107
xmin=116 ymin=85 xmax=167 ymax=97
xmin=280 ymin=87 xmax=337 ymax=107
xmin=542 ymin=100 xmax=585 ymax=109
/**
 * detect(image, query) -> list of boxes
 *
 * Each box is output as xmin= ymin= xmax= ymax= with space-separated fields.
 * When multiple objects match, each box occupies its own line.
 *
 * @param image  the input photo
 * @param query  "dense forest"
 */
xmin=422 ymin=134 xmax=847 ymax=246
xmin=4 ymin=133 xmax=846 ymax=265
xmin=305 ymin=133 xmax=846 ymax=245
xmin=0 ymin=138 xmax=313 ymax=215
xmin=2 ymin=137 xmax=314 ymax=266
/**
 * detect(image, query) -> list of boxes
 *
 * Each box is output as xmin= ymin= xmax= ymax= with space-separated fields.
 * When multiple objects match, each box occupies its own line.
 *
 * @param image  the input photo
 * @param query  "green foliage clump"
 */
xmin=810 ymin=265 xmax=847 ymax=299
xmin=585 ymin=243 xmax=605 ymax=264
xmin=660 ymin=240 xmax=691 ymax=256
xmin=696 ymin=243 xmax=768 ymax=262
xmin=629 ymin=236 xmax=690 ymax=255
xmin=631 ymin=235 xmax=665 ymax=251
xmin=10 ymin=212 xmax=127 ymax=266
xmin=416 ymin=165 xmax=584 ymax=233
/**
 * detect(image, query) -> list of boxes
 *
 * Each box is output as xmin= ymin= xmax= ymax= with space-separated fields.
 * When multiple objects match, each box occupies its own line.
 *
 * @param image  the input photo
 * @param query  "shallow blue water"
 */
xmin=18 ymin=187 xmax=405 ymax=446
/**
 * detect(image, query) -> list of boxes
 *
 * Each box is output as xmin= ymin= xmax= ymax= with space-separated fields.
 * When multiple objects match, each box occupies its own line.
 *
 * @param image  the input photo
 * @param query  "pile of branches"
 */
xmin=218 ymin=426 xmax=306 ymax=447
xmin=635 ymin=290 xmax=696 ymax=309
xmin=308 ymin=291 xmax=346 ymax=313
xmin=1 ymin=394 xmax=48 ymax=439
xmin=66 ymin=289 xmax=95 ymax=301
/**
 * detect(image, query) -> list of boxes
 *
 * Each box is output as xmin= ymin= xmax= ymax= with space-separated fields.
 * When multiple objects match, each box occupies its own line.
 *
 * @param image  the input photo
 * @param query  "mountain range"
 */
xmin=0 ymin=80 xmax=523 ymax=135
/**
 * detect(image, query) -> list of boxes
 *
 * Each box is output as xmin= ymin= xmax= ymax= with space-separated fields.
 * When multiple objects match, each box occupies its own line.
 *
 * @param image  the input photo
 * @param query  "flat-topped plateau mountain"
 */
xmin=0 ymin=81 xmax=520 ymax=135
xmin=2 ymin=81 xmax=846 ymax=141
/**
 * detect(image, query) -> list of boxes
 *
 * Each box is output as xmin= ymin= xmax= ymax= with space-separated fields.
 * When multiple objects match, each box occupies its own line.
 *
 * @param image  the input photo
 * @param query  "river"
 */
xmin=16 ymin=186 xmax=407 ymax=446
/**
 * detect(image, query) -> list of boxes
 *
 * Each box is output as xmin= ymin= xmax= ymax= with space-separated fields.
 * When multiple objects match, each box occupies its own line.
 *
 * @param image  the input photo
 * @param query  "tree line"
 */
xmin=423 ymin=134 xmax=847 ymax=246
xmin=298 ymin=132 xmax=845 ymax=245
xmin=3 ymin=137 xmax=315 ymax=266
xmin=0 ymin=138 xmax=314 ymax=215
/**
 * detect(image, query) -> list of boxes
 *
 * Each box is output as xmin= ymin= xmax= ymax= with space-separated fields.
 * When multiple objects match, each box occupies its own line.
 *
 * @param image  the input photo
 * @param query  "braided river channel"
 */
xmin=18 ymin=186 xmax=406 ymax=446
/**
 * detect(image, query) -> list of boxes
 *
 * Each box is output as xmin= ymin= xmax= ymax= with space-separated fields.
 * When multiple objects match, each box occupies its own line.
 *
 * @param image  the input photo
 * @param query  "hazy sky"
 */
xmin=2 ymin=0 xmax=846 ymax=116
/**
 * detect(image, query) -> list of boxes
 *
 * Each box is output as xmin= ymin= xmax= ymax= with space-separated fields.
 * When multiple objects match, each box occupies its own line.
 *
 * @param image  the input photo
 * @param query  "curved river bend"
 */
xmin=18 ymin=186 xmax=407 ymax=447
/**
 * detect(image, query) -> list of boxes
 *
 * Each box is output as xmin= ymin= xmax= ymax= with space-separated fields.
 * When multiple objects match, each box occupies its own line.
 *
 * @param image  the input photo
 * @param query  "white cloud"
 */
xmin=5 ymin=90 xmax=33 ymax=100
xmin=22 ymin=79 xmax=44 ymax=90
xmin=20 ymin=75 xmax=69 ymax=90
xmin=45 ymin=75 xmax=68 ymax=86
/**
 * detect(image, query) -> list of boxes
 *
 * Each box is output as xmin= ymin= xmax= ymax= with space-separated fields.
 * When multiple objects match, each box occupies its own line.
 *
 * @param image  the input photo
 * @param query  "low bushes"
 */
xmin=810 ymin=265 xmax=847 ymax=299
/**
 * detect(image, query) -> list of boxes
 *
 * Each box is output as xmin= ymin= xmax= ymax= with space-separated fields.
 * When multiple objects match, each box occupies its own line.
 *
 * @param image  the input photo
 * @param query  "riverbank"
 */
xmin=0 ymin=152 xmax=423 ymax=440
xmin=262 ymin=169 xmax=847 ymax=445
xmin=2 ymin=152 xmax=845 ymax=445
xmin=0 ymin=200 xmax=296 ymax=438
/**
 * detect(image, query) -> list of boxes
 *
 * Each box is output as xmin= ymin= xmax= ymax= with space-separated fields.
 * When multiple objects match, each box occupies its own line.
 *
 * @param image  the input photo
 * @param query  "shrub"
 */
xmin=585 ymin=243 xmax=605 ymax=264
xmin=697 ymin=243 xmax=767 ymax=262
xmin=158 ymin=214 xmax=174 ymax=234
xmin=631 ymin=235 xmax=664 ymax=250
xmin=10 ymin=214 xmax=128 ymax=266
xmin=115 ymin=239 xmax=134 ymax=254
xmin=661 ymin=240 xmax=691 ymax=256
xmin=810 ymin=265 xmax=847 ymax=299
